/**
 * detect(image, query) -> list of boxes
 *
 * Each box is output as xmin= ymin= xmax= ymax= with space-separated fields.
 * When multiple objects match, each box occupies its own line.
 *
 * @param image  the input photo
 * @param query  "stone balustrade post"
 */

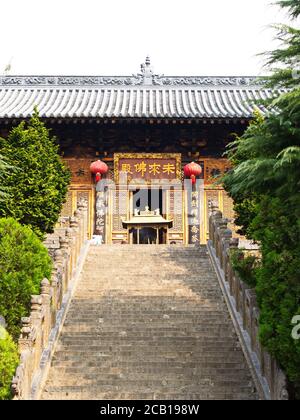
xmin=54 ymin=248 xmax=64 ymax=266
xmin=227 ymin=237 xmax=239 ymax=287
xmin=30 ymin=296 xmax=43 ymax=371
xmin=273 ymin=362 xmax=289 ymax=400
xmin=66 ymin=228 xmax=76 ymax=272
xmin=83 ymin=202 xmax=89 ymax=240
xmin=232 ymin=273 xmax=240 ymax=310
xmin=11 ymin=367 xmax=22 ymax=399
xmin=59 ymin=235 xmax=71 ymax=287
xmin=50 ymin=271 xmax=59 ymax=322
xmin=30 ymin=296 xmax=43 ymax=327
xmin=79 ymin=210 xmax=85 ymax=246
xmin=70 ymin=216 xmax=80 ymax=262
xmin=77 ymin=199 xmax=88 ymax=241
xmin=244 ymin=289 xmax=257 ymax=337
xmin=262 ymin=351 xmax=272 ymax=392
xmin=208 ymin=201 xmax=219 ymax=241
xmin=18 ymin=317 xmax=33 ymax=353
xmin=214 ymin=215 xmax=224 ymax=244
xmin=54 ymin=265 xmax=64 ymax=308
xmin=212 ymin=211 xmax=222 ymax=249
xmin=215 ymin=218 xmax=228 ymax=260
xmin=11 ymin=359 xmax=27 ymax=400
xmin=237 ymin=277 xmax=251 ymax=315
xmin=12 ymin=317 xmax=35 ymax=399
xmin=54 ymin=248 xmax=67 ymax=294
xmin=251 ymin=307 xmax=260 ymax=356
xmin=73 ymin=208 xmax=82 ymax=247
xmin=220 ymin=228 xmax=232 ymax=270
xmin=40 ymin=278 xmax=51 ymax=348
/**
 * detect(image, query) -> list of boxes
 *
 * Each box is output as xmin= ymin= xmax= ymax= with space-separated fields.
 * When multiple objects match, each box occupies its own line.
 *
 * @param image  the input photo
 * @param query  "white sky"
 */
xmin=0 ymin=0 xmax=289 ymax=76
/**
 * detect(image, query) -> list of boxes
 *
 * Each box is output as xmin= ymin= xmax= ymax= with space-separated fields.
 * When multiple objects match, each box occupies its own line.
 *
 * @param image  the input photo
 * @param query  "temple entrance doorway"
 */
xmin=121 ymin=188 xmax=172 ymax=244
xmin=132 ymin=227 xmax=166 ymax=245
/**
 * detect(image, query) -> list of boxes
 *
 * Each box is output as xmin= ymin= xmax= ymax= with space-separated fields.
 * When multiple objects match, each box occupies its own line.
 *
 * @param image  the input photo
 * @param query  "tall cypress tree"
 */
xmin=223 ymin=0 xmax=300 ymax=397
xmin=0 ymin=110 xmax=70 ymax=238
xmin=0 ymin=155 xmax=9 ymax=199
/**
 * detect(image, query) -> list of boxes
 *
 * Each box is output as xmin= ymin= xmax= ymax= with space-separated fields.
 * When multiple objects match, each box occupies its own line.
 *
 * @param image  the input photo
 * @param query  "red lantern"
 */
xmin=184 ymin=162 xmax=202 ymax=185
xmin=90 ymin=160 xmax=108 ymax=182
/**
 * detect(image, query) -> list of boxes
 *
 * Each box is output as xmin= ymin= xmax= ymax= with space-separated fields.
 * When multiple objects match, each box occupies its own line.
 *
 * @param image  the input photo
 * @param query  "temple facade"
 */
xmin=0 ymin=58 xmax=278 ymax=245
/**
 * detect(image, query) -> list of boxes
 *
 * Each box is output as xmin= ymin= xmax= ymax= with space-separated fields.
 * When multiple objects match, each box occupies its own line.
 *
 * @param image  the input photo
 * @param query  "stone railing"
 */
xmin=207 ymin=202 xmax=289 ymax=401
xmin=11 ymin=199 xmax=89 ymax=400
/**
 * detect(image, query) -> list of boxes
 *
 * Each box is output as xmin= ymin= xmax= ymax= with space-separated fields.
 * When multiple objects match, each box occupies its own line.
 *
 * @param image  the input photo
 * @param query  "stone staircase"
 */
xmin=40 ymin=245 xmax=258 ymax=400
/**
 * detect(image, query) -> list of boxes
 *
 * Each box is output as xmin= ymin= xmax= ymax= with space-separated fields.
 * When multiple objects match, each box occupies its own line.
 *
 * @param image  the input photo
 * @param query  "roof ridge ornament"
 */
xmin=133 ymin=55 xmax=164 ymax=86
xmin=140 ymin=56 xmax=153 ymax=85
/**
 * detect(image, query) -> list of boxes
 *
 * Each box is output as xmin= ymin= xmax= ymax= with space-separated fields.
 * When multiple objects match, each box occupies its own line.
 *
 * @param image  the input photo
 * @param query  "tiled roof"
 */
xmin=0 ymin=59 xmax=282 ymax=120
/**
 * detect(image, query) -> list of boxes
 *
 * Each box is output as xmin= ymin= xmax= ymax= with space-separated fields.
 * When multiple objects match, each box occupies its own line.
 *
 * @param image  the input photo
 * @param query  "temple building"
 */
xmin=0 ymin=58 xmax=279 ymax=245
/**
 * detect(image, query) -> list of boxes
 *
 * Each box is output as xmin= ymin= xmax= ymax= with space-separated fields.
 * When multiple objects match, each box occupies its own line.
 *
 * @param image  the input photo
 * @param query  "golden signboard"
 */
xmin=114 ymin=153 xmax=182 ymax=184
xmin=201 ymin=158 xmax=231 ymax=185
xmin=63 ymin=158 xmax=93 ymax=185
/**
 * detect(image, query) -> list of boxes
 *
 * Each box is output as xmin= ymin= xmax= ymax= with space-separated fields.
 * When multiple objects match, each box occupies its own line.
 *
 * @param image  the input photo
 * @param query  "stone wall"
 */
xmin=11 ymin=200 xmax=89 ymax=400
xmin=207 ymin=202 xmax=289 ymax=400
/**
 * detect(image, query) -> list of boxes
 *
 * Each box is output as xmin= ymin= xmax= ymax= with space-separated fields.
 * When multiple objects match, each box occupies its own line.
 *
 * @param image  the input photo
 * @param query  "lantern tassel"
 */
xmin=191 ymin=174 xmax=196 ymax=185
xmin=95 ymin=172 xmax=101 ymax=182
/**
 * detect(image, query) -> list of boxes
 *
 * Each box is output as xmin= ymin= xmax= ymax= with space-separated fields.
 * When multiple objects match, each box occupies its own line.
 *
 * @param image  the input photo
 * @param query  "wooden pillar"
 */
xmin=137 ymin=228 xmax=140 ymax=245
xmin=156 ymin=228 xmax=159 ymax=245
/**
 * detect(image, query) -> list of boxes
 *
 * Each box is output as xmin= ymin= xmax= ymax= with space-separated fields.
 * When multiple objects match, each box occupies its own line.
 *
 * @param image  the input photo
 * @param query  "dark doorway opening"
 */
xmin=131 ymin=188 xmax=167 ymax=244
xmin=132 ymin=188 xmax=164 ymax=215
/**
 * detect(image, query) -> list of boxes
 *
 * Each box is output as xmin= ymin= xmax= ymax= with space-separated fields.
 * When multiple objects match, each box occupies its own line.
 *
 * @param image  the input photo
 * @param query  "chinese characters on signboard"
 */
xmin=188 ymin=191 xmax=200 ymax=245
xmin=114 ymin=154 xmax=181 ymax=183
xmin=203 ymin=159 xmax=231 ymax=184
xmin=63 ymin=158 xmax=92 ymax=184
xmin=121 ymin=161 xmax=175 ymax=177
xmin=95 ymin=191 xmax=106 ymax=237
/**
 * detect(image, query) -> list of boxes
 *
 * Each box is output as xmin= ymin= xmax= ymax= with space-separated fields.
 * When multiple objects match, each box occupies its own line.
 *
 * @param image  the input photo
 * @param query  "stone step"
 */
xmin=55 ymin=343 xmax=243 ymax=353
xmin=58 ymin=331 xmax=237 ymax=341
xmin=43 ymin=379 xmax=256 ymax=392
xmin=62 ymin=319 xmax=231 ymax=325
xmin=62 ymin=319 xmax=232 ymax=325
xmin=60 ymin=327 xmax=235 ymax=334
xmin=42 ymin=387 xmax=257 ymax=401
xmin=42 ymin=393 xmax=257 ymax=401
xmin=51 ymin=356 xmax=247 ymax=366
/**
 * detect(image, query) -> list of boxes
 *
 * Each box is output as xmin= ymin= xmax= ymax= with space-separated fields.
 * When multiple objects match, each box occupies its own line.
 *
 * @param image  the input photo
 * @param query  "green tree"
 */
xmin=223 ymin=0 xmax=300 ymax=397
xmin=265 ymin=0 xmax=300 ymax=89
xmin=0 ymin=218 xmax=52 ymax=340
xmin=0 ymin=326 xmax=19 ymax=400
xmin=0 ymin=154 xmax=10 ymax=199
xmin=0 ymin=110 xmax=70 ymax=238
xmin=223 ymin=112 xmax=265 ymax=237
xmin=277 ymin=0 xmax=300 ymax=17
